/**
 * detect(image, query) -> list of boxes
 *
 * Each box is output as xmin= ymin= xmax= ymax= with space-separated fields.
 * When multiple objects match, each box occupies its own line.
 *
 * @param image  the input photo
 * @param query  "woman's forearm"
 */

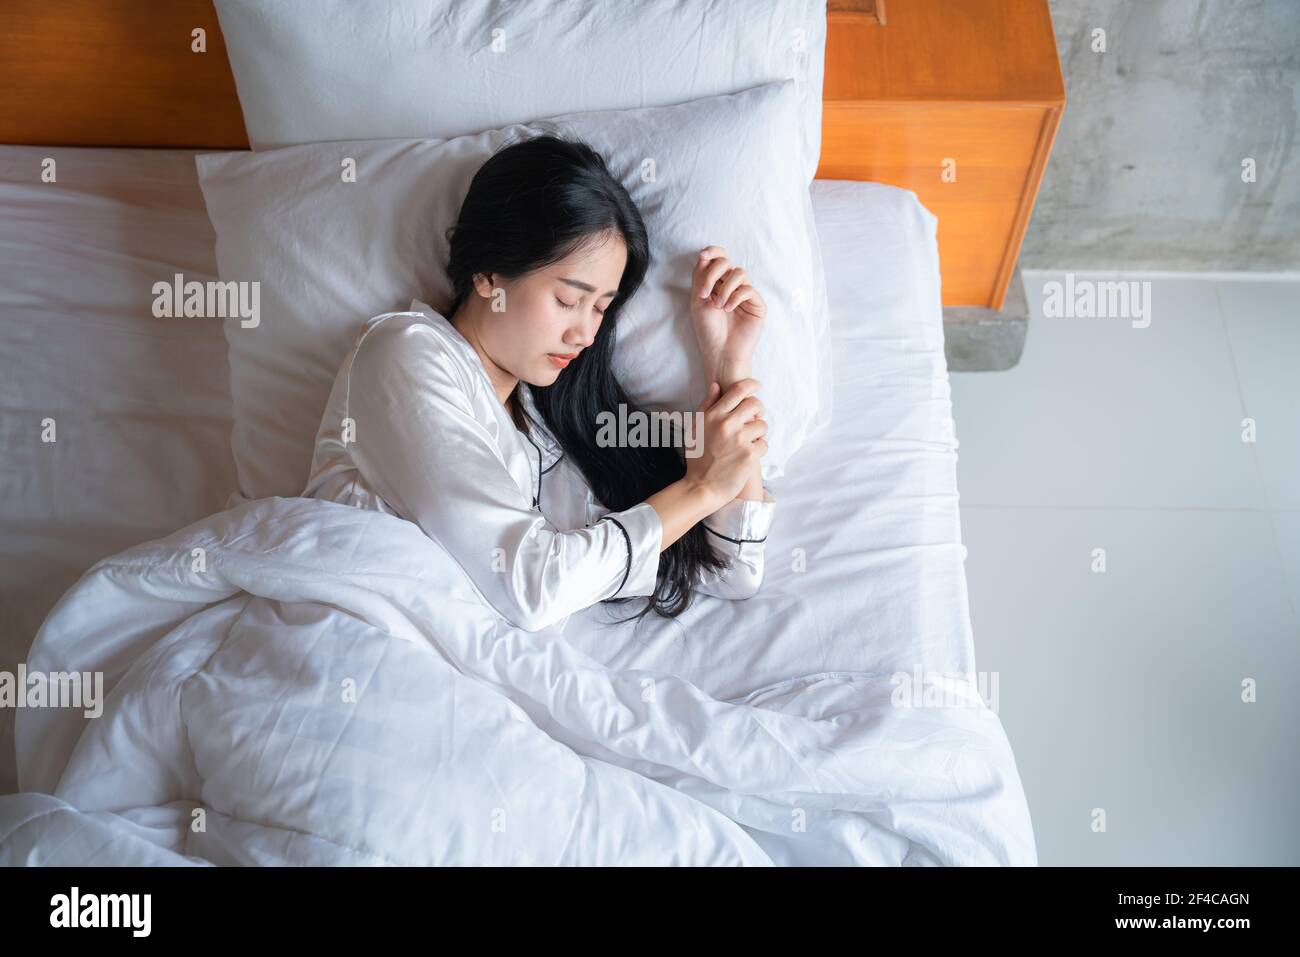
xmin=710 ymin=357 xmax=766 ymax=502
xmin=646 ymin=478 xmax=730 ymax=551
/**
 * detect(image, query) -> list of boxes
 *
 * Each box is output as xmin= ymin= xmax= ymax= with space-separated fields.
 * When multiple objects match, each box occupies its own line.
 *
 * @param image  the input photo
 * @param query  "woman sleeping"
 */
xmin=303 ymin=134 xmax=775 ymax=632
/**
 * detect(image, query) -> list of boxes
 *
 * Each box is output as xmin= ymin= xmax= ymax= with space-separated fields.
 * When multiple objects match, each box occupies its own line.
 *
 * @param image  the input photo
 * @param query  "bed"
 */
xmin=0 ymin=1 xmax=1040 ymax=866
xmin=0 ymin=147 xmax=236 ymax=796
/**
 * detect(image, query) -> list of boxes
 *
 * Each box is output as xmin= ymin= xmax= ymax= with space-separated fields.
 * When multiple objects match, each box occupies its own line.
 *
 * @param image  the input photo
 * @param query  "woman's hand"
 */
xmin=683 ymin=378 xmax=769 ymax=505
xmin=690 ymin=246 xmax=767 ymax=386
xmin=646 ymin=378 xmax=770 ymax=550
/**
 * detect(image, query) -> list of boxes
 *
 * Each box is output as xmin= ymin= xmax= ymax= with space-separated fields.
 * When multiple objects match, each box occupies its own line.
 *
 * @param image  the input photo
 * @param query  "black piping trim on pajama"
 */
xmin=597 ymin=515 xmax=633 ymax=598
xmin=702 ymin=523 xmax=768 ymax=546
xmin=521 ymin=432 xmax=564 ymax=510
xmin=520 ymin=432 xmax=543 ymax=508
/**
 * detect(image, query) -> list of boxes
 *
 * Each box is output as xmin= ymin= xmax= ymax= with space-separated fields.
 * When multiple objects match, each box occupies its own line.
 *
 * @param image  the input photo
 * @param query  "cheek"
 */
xmin=513 ymin=288 xmax=554 ymax=323
xmin=498 ymin=292 xmax=566 ymax=371
xmin=522 ymin=299 xmax=568 ymax=346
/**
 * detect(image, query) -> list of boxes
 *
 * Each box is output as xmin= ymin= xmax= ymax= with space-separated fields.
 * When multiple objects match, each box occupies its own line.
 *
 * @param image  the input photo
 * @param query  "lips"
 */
xmin=547 ymin=352 xmax=578 ymax=369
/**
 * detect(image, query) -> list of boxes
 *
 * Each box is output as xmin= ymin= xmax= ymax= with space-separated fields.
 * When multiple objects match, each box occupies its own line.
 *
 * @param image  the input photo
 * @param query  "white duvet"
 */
xmin=1 ymin=496 xmax=1034 ymax=866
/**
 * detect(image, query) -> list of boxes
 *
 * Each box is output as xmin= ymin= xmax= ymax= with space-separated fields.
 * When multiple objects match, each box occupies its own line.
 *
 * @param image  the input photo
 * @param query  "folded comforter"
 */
xmin=1 ymin=497 xmax=1036 ymax=866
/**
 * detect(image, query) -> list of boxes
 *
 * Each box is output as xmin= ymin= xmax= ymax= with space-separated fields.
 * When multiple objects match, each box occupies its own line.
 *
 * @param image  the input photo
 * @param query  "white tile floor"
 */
xmin=950 ymin=272 xmax=1300 ymax=866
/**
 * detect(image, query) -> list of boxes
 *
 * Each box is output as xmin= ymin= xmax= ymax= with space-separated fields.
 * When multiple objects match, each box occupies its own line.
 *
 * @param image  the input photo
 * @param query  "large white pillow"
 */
xmin=213 ymin=0 xmax=826 ymax=185
xmin=197 ymin=80 xmax=831 ymax=500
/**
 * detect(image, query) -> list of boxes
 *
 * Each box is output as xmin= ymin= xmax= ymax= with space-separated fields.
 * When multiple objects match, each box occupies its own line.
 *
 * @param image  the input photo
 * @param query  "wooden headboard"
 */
xmin=0 ymin=0 xmax=1063 ymax=312
xmin=1 ymin=0 xmax=248 ymax=149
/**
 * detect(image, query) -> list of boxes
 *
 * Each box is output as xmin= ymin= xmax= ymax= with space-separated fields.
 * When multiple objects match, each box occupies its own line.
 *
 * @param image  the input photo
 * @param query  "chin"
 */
xmin=521 ymin=363 xmax=560 ymax=388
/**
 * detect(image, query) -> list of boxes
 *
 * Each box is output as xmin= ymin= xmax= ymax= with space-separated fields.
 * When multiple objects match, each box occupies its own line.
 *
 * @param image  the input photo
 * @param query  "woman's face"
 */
xmin=470 ymin=232 xmax=627 ymax=389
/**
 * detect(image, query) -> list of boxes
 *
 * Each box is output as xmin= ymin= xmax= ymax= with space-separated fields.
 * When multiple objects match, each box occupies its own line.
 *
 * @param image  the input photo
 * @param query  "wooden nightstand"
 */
xmin=820 ymin=0 xmax=1065 ymax=312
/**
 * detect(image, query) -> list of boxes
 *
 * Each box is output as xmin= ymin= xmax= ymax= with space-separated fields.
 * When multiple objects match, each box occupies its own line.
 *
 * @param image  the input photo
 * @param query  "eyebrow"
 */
xmin=559 ymin=277 xmax=618 ymax=299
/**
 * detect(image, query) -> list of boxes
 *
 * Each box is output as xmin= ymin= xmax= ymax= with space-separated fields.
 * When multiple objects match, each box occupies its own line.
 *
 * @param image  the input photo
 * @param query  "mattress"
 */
xmin=0 ymin=148 xmax=236 ymax=795
xmin=0 ymin=149 xmax=971 ymax=800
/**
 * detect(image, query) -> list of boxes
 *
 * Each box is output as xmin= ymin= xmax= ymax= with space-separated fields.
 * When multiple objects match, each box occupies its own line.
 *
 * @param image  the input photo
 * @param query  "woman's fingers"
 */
xmin=696 ymin=245 xmax=727 ymax=283
xmin=729 ymin=395 xmax=763 ymax=421
xmin=713 ymin=267 xmax=747 ymax=308
xmin=697 ymin=256 xmax=733 ymax=300
xmin=724 ymin=285 xmax=754 ymax=314
xmin=702 ymin=263 xmax=733 ymax=301
xmin=723 ymin=283 xmax=762 ymax=314
xmin=693 ymin=248 xmax=721 ymax=297
xmin=693 ymin=248 xmax=760 ymax=315
xmin=695 ymin=247 xmax=762 ymax=316
xmin=710 ymin=377 xmax=760 ymax=416
xmin=696 ymin=381 xmax=720 ymax=412
xmin=738 ymin=418 xmax=768 ymax=444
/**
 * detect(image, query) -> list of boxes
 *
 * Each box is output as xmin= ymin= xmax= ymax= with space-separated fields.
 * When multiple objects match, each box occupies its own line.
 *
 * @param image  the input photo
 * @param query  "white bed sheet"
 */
xmin=566 ymin=180 xmax=974 ymax=703
xmin=0 ymin=153 xmax=975 ymax=808
xmin=0 ymin=147 xmax=238 ymax=794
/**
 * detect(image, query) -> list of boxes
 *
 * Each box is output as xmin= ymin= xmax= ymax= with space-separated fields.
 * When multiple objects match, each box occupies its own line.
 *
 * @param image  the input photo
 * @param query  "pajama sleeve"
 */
xmin=694 ymin=488 xmax=776 ymax=600
xmin=342 ymin=320 xmax=663 ymax=632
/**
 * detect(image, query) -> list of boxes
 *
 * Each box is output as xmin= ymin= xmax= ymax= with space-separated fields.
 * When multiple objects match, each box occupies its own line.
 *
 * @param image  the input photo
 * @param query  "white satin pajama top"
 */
xmin=303 ymin=300 xmax=775 ymax=633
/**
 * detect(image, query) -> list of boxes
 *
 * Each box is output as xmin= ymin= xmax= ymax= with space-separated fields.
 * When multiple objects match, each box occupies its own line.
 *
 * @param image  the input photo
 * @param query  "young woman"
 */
xmin=304 ymin=135 xmax=774 ymax=632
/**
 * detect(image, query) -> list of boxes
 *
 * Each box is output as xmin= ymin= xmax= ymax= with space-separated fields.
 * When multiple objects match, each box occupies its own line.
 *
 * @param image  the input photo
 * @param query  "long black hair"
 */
xmin=444 ymin=134 xmax=727 ymax=622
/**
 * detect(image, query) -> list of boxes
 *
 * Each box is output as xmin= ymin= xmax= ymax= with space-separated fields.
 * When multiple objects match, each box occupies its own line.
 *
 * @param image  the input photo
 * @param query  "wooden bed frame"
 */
xmin=0 ymin=0 xmax=1063 ymax=312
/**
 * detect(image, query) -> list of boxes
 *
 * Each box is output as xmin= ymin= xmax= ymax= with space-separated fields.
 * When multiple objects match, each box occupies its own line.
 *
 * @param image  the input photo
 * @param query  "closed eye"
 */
xmin=556 ymin=296 xmax=606 ymax=317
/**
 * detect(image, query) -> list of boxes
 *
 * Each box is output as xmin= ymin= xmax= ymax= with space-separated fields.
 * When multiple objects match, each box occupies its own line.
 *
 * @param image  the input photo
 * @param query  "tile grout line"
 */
xmin=954 ymin=272 xmax=1299 ymax=637
xmin=1211 ymin=279 xmax=1300 ymax=637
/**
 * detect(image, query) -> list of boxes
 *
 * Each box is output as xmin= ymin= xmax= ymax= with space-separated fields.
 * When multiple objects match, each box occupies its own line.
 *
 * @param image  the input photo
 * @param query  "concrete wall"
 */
xmin=1022 ymin=0 xmax=1299 ymax=271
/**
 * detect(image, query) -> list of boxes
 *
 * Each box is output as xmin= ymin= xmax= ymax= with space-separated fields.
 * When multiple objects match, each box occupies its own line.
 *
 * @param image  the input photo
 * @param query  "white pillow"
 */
xmin=197 ymin=80 xmax=830 ymax=500
xmin=213 ymin=0 xmax=827 ymax=185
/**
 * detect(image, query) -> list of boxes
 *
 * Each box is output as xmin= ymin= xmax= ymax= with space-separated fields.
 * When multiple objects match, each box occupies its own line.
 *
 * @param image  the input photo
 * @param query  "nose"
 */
xmin=568 ymin=310 xmax=600 ymax=349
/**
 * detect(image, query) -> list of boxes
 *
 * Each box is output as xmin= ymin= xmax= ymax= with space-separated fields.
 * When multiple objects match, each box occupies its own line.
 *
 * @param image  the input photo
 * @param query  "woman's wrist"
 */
xmin=736 ymin=469 xmax=765 ymax=503
xmin=711 ymin=355 xmax=752 ymax=389
xmin=679 ymin=475 xmax=731 ymax=515
xmin=646 ymin=475 xmax=732 ymax=551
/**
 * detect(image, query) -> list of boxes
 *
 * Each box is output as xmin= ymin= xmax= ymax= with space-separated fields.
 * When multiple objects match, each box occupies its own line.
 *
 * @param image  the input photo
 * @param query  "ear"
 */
xmin=471 ymin=271 xmax=497 ymax=299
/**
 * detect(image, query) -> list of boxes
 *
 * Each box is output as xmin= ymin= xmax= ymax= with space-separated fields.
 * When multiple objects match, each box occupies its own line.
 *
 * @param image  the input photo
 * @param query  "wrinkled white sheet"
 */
xmin=0 ymin=146 xmax=236 ymax=795
xmin=4 ymin=496 xmax=1033 ymax=866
